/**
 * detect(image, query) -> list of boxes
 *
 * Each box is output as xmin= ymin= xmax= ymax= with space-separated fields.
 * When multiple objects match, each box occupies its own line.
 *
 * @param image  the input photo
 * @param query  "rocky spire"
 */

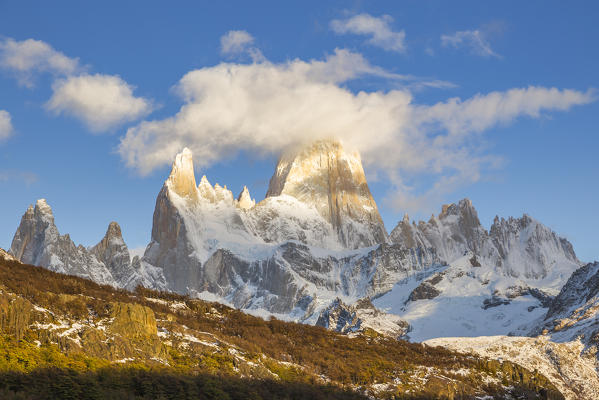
xmin=166 ymin=148 xmax=198 ymax=200
xmin=9 ymin=199 xmax=117 ymax=285
xmin=265 ymin=139 xmax=387 ymax=248
xmin=236 ymin=186 xmax=255 ymax=209
xmin=10 ymin=199 xmax=58 ymax=262
xmin=90 ymin=222 xmax=131 ymax=283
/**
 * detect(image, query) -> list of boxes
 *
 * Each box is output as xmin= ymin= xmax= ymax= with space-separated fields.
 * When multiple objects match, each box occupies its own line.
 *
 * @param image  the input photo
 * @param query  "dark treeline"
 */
xmin=0 ymin=366 xmax=368 ymax=400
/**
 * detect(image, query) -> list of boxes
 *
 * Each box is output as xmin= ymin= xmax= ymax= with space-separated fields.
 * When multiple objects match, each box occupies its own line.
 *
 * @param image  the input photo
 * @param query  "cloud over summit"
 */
xmin=118 ymin=47 xmax=593 ymax=209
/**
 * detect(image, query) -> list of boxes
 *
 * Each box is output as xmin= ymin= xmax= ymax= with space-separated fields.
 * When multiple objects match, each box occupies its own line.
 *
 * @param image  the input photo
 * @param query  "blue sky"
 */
xmin=0 ymin=1 xmax=597 ymax=262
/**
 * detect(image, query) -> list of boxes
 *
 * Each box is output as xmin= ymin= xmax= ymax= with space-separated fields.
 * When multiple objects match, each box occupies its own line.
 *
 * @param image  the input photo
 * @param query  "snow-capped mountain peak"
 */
xmin=266 ymin=139 xmax=387 ymax=249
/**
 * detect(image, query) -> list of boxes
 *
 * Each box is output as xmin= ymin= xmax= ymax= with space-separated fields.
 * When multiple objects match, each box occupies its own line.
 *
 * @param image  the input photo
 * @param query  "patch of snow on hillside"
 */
xmin=424 ymin=335 xmax=599 ymax=400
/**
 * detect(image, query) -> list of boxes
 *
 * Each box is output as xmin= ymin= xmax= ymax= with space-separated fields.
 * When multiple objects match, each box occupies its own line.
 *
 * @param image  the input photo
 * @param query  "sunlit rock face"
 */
xmin=266 ymin=140 xmax=388 ymax=249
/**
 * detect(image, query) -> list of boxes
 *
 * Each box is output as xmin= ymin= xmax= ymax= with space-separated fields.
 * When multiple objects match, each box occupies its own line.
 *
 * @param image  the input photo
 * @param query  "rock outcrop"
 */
xmin=425 ymin=335 xmax=599 ymax=400
xmin=316 ymin=298 xmax=409 ymax=339
xmin=0 ymin=247 xmax=16 ymax=262
xmin=90 ymin=222 xmax=132 ymax=285
xmin=532 ymin=261 xmax=599 ymax=349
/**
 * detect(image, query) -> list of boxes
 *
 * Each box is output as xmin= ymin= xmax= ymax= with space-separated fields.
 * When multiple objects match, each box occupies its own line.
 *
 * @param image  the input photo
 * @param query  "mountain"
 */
xmin=389 ymin=198 xmax=580 ymax=283
xmin=376 ymin=200 xmax=582 ymax=341
xmin=9 ymin=199 xmax=116 ymax=286
xmin=266 ymin=140 xmax=387 ymax=248
xmin=530 ymin=261 xmax=599 ymax=351
xmin=142 ymin=144 xmax=437 ymax=319
xmin=8 ymin=142 xmax=584 ymax=336
xmin=0 ymin=253 xmax=565 ymax=399
xmin=9 ymin=199 xmax=164 ymax=291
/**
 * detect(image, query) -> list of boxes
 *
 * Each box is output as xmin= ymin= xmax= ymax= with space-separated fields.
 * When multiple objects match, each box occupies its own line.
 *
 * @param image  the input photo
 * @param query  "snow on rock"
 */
xmin=381 ymin=199 xmax=582 ymax=342
xmin=374 ymin=254 xmax=558 ymax=341
xmin=9 ymin=199 xmax=116 ymax=286
xmin=9 ymin=200 xmax=165 ymax=291
xmin=532 ymin=262 xmax=599 ymax=359
xmin=266 ymin=139 xmax=388 ymax=249
xmin=390 ymin=199 xmax=581 ymax=284
xmin=143 ymin=146 xmax=439 ymax=319
xmin=316 ymin=297 xmax=409 ymax=339
xmin=424 ymin=335 xmax=599 ymax=400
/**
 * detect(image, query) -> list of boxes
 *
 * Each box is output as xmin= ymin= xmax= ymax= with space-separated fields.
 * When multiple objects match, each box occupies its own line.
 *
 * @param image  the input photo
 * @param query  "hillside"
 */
xmin=0 ymin=252 xmax=562 ymax=399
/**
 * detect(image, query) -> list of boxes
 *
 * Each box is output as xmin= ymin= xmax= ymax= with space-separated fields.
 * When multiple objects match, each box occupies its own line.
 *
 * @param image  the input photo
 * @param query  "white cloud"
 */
xmin=330 ymin=14 xmax=406 ymax=53
xmin=0 ymin=38 xmax=80 ymax=87
xmin=221 ymin=30 xmax=255 ymax=55
xmin=46 ymin=74 xmax=154 ymax=132
xmin=0 ymin=110 xmax=13 ymax=141
xmin=0 ymin=170 xmax=38 ymax=185
xmin=441 ymin=30 xmax=499 ymax=58
xmin=117 ymin=49 xmax=593 ymax=211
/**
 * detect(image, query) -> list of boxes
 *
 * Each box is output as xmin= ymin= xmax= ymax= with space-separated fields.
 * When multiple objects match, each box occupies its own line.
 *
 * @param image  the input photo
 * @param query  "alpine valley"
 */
xmin=4 ymin=139 xmax=599 ymax=399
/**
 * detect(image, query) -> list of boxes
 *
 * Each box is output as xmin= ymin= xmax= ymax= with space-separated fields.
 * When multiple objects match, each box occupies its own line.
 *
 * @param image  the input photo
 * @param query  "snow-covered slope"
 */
xmin=374 ymin=254 xmax=555 ymax=341
xmin=532 ymin=262 xmax=599 ymax=351
xmin=425 ymin=335 xmax=599 ymax=400
xmin=9 ymin=200 xmax=164 ymax=290
xmin=377 ymin=200 xmax=581 ymax=341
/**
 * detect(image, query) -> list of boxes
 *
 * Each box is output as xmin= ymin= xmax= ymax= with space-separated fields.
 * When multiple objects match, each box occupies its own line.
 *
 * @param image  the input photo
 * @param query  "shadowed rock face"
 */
xmin=266 ymin=140 xmax=387 ymax=249
xmin=390 ymin=199 xmax=581 ymax=280
xmin=9 ymin=199 xmax=116 ymax=285
xmin=90 ymin=222 xmax=132 ymax=285
xmin=9 ymin=200 xmax=165 ymax=291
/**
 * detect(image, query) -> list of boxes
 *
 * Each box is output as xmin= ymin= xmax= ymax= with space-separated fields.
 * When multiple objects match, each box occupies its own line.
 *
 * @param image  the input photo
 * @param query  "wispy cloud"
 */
xmin=46 ymin=74 xmax=154 ymax=133
xmin=0 ymin=38 xmax=81 ymax=87
xmin=0 ymin=170 xmax=38 ymax=185
xmin=0 ymin=110 xmax=13 ymax=141
xmin=330 ymin=13 xmax=406 ymax=53
xmin=441 ymin=30 xmax=500 ymax=58
xmin=220 ymin=30 xmax=263 ymax=61
xmin=221 ymin=30 xmax=254 ymax=55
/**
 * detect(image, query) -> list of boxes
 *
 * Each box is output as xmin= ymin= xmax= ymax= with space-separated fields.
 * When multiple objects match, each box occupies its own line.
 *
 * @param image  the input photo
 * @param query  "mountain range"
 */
xmin=6 ymin=139 xmax=599 ymax=398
